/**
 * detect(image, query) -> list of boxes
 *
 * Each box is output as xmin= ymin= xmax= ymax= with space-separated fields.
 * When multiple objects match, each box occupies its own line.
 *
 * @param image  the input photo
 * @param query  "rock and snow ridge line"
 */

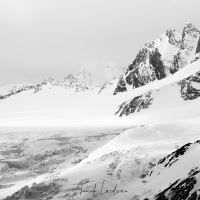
xmin=145 ymin=140 xmax=200 ymax=199
xmin=1 ymin=23 xmax=200 ymax=100
xmin=0 ymin=70 xmax=99 ymax=100
xmin=115 ymin=58 xmax=200 ymax=117
xmin=114 ymin=23 xmax=200 ymax=95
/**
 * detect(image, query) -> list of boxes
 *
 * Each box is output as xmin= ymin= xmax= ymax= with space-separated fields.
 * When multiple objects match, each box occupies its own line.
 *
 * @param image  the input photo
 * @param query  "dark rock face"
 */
xmin=113 ymin=48 xmax=156 ymax=95
xmin=180 ymin=72 xmax=200 ymax=100
xmin=196 ymin=38 xmax=200 ymax=54
xmin=151 ymin=141 xmax=200 ymax=200
xmin=98 ymin=79 xmax=115 ymax=94
xmin=172 ymin=54 xmax=181 ymax=74
xmin=113 ymin=76 xmax=127 ymax=94
xmin=148 ymin=143 xmax=192 ymax=178
xmin=115 ymin=92 xmax=153 ymax=117
xmin=157 ymin=143 xmax=192 ymax=168
xmin=114 ymin=23 xmax=200 ymax=95
xmin=149 ymin=48 xmax=166 ymax=80
xmin=155 ymin=169 xmax=200 ymax=200
xmin=191 ymin=53 xmax=200 ymax=63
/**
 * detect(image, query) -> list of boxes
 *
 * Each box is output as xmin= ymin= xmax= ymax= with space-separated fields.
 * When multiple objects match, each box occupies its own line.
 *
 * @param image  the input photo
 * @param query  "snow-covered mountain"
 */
xmin=0 ymin=71 xmax=99 ymax=100
xmin=1 ymin=23 xmax=200 ymax=200
xmin=115 ymin=58 xmax=200 ymax=117
xmin=147 ymin=140 xmax=200 ymax=199
xmin=114 ymin=23 xmax=200 ymax=95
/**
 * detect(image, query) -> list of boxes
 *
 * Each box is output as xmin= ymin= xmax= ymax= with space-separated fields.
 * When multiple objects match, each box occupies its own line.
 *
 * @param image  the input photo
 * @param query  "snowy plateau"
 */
xmin=1 ymin=23 xmax=200 ymax=199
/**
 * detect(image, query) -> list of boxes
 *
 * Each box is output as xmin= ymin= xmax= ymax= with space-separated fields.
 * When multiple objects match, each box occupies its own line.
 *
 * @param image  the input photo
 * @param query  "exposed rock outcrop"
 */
xmin=115 ymin=91 xmax=153 ymax=117
xmin=180 ymin=71 xmax=200 ymax=100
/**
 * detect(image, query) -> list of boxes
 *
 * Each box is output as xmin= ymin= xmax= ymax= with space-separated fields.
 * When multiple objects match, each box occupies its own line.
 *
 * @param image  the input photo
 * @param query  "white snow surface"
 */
xmin=1 ymin=119 xmax=200 ymax=199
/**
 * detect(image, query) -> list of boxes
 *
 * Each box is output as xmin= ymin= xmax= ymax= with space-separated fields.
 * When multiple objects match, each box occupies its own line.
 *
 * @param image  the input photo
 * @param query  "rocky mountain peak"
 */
xmin=172 ymin=23 xmax=200 ymax=72
xmin=114 ymin=23 xmax=200 ymax=95
xmin=164 ymin=29 xmax=182 ymax=46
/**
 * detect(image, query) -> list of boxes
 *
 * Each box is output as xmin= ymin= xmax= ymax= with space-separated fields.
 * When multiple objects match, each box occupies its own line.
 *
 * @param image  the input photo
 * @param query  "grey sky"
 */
xmin=0 ymin=0 xmax=200 ymax=86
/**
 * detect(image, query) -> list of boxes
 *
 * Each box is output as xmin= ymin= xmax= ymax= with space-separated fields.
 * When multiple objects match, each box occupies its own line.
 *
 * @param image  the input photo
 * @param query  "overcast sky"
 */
xmin=0 ymin=0 xmax=200 ymax=86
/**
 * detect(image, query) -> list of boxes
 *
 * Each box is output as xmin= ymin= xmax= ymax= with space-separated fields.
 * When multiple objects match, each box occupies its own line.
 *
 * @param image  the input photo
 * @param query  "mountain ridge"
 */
xmin=114 ymin=23 xmax=200 ymax=95
xmin=0 ymin=70 xmax=99 ymax=100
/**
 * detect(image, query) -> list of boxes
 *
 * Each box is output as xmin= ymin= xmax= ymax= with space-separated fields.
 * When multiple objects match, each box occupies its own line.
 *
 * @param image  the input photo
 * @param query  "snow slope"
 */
xmin=3 ymin=118 xmax=200 ymax=199
xmin=143 ymin=140 xmax=200 ymax=199
xmin=50 ymin=119 xmax=200 ymax=200
xmin=115 ymin=59 xmax=200 ymax=122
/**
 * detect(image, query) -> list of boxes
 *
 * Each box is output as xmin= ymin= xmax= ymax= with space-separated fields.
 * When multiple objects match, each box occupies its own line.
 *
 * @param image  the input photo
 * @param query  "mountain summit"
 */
xmin=114 ymin=23 xmax=200 ymax=95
